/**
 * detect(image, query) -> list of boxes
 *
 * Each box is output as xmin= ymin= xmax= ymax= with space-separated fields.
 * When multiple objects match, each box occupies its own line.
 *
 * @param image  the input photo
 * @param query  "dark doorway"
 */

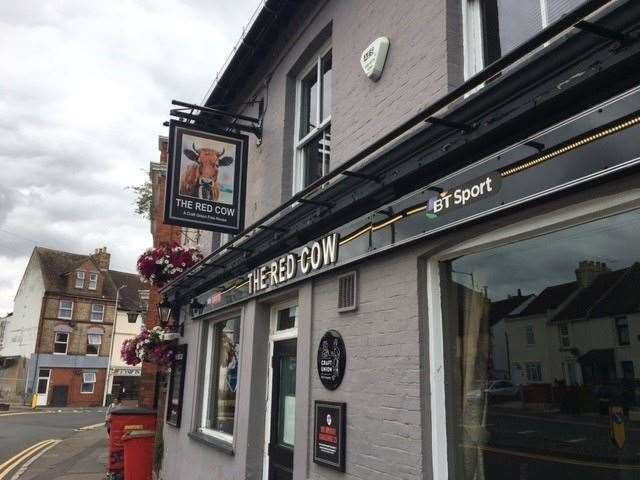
xmin=50 ymin=386 xmax=68 ymax=407
xmin=268 ymin=339 xmax=297 ymax=480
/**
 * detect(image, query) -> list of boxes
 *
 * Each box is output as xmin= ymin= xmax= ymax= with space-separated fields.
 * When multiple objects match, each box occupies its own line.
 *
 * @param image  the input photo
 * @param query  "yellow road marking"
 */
xmin=472 ymin=444 xmax=640 ymax=471
xmin=0 ymin=439 xmax=58 ymax=479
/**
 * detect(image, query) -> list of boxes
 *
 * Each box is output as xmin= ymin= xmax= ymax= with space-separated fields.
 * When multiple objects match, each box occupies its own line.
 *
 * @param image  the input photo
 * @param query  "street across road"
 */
xmin=0 ymin=408 xmax=106 ymax=479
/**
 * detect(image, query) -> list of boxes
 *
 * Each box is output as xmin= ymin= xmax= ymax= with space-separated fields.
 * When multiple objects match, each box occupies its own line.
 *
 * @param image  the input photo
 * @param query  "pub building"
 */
xmin=158 ymin=0 xmax=640 ymax=479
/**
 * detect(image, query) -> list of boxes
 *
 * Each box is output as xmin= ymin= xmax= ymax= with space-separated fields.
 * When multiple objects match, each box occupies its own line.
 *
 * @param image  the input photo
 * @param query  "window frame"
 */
xmin=86 ymin=333 xmax=102 ymax=356
xmin=88 ymin=272 xmax=98 ymax=290
xmin=615 ymin=315 xmax=630 ymax=346
xmin=75 ymin=271 xmax=85 ymax=289
xmin=525 ymin=324 xmax=535 ymax=345
xmin=58 ymin=300 xmax=74 ymax=320
xmin=81 ymin=372 xmax=96 ymax=394
xmin=525 ymin=361 xmax=543 ymax=382
xmin=54 ymin=332 xmax=69 ymax=355
xmin=90 ymin=304 xmax=105 ymax=322
xmin=292 ymin=41 xmax=332 ymax=194
xmin=463 ymin=0 xmax=587 ymax=79
xmin=197 ymin=312 xmax=243 ymax=445
xmin=424 ymin=187 xmax=640 ymax=479
xmin=559 ymin=323 xmax=571 ymax=347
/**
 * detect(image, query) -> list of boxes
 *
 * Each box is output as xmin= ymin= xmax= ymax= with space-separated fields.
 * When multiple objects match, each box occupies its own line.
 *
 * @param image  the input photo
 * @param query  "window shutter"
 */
xmin=337 ymin=271 xmax=357 ymax=312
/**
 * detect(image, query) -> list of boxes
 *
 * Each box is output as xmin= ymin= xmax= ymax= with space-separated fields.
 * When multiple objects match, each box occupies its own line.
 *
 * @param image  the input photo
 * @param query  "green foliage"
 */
xmin=129 ymin=179 xmax=153 ymax=220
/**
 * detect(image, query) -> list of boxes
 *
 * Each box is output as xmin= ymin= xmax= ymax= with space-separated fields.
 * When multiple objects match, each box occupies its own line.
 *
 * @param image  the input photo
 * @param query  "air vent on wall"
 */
xmin=337 ymin=271 xmax=357 ymax=312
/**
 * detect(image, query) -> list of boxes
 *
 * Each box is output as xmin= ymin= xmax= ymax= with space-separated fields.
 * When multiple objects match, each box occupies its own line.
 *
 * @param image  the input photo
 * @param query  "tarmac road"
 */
xmin=0 ymin=408 xmax=106 ymax=474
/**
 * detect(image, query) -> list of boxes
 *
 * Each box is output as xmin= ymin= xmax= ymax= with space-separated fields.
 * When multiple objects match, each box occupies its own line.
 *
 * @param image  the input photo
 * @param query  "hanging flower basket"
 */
xmin=121 ymin=326 xmax=175 ymax=367
xmin=137 ymin=243 xmax=203 ymax=288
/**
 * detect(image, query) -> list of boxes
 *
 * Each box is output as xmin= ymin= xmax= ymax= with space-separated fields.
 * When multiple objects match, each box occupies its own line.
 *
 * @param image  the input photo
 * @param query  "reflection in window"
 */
xmin=525 ymin=325 xmax=535 ymax=345
xmin=442 ymin=208 xmax=640 ymax=478
xmin=201 ymin=317 xmax=241 ymax=439
xmin=616 ymin=316 xmax=630 ymax=346
xmin=277 ymin=306 xmax=298 ymax=331
xmin=471 ymin=0 xmax=588 ymax=70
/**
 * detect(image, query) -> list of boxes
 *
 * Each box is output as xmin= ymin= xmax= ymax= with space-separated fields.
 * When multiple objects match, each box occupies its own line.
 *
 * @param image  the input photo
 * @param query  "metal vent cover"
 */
xmin=337 ymin=271 xmax=357 ymax=312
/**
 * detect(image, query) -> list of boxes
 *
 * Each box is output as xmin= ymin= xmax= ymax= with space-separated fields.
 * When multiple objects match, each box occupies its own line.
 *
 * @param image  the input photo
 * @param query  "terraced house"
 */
xmin=0 ymin=246 xmax=144 ymax=407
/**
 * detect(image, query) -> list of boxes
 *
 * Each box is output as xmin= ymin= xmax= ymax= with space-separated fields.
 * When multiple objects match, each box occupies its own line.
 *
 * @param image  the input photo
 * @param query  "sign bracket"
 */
xmin=165 ymin=99 xmax=264 ymax=140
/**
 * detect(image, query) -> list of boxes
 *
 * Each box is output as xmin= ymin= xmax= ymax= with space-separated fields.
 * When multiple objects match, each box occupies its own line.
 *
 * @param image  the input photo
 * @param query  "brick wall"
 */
xmin=47 ymin=367 xmax=106 ymax=407
xmin=39 ymin=295 xmax=113 ymax=357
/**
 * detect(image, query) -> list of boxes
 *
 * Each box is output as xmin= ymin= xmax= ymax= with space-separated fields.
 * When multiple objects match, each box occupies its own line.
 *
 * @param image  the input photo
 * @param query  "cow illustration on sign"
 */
xmin=179 ymin=139 xmax=235 ymax=202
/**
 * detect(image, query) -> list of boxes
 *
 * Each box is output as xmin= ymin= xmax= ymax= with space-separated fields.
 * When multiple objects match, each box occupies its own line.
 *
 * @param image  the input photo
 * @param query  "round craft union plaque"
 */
xmin=317 ymin=330 xmax=346 ymax=390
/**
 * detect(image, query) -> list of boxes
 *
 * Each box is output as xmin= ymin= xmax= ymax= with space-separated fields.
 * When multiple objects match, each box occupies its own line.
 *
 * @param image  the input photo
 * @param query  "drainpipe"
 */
xmin=102 ymin=285 xmax=125 ymax=406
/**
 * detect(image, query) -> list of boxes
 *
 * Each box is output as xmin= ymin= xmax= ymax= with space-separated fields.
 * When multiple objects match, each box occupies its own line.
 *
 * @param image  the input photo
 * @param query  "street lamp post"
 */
xmin=102 ymin=284 xmax=126 ymax=406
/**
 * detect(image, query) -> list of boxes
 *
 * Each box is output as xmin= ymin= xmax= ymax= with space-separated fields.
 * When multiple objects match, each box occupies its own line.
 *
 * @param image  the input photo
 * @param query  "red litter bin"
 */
xmin=123 ymin=430 xmax=155 ymax=480
xmin=108 ymin=407 xmax=156 ymax=476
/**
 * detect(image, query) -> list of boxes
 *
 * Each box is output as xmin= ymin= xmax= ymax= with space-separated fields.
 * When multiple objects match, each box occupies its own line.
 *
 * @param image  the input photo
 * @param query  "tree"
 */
xmin=129 ymin=179 xmax=153 ymax=220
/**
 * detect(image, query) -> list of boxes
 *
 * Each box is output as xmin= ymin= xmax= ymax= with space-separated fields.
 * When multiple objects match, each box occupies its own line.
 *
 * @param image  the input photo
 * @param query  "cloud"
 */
xmin=0 ymin=0 xmax=261 ymax=315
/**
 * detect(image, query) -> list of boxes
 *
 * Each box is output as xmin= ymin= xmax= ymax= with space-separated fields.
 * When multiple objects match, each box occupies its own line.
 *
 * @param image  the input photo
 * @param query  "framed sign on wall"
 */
xmin=313 ymin=401 xmax=346 ymax=471
xmin=165 ymin=121 xmax=248 ymax=234
xmin=166 ymin=344 xmax=187 ymax=427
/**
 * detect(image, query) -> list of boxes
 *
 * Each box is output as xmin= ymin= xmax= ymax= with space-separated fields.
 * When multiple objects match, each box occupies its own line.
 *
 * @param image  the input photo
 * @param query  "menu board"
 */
xmin=313 ymin=401 xmax=346 ymax=471
xmin=166 ymin=344 xmax=187 ymax=427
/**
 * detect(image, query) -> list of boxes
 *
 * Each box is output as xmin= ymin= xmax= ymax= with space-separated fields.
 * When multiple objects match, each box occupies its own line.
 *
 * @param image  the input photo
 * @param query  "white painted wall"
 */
xmin=106 ymin=309 xmax=144 ymax=394
xmin=0 ymin=251 xmax=45 ymax=358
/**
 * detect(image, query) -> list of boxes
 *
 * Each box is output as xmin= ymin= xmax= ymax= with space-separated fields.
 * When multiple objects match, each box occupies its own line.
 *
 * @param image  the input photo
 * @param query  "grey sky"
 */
xmin=0 ymin=0 xmax=261 ymax=315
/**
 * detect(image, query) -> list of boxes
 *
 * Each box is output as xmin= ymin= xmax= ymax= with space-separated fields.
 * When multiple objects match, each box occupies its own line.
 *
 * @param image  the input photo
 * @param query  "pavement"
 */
xmin=0 ymin=408 xmax=108 ymax=480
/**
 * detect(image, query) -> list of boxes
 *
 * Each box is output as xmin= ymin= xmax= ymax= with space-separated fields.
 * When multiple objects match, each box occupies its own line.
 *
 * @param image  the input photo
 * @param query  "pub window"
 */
xmin=81 ymin=372 xmax=96 ymax=394
xmin=615 ymin=316 xmax=630 ymax=346
xmin=91 ymin=304 xmax=105 ymax=322
xmin=86 ymin=334 xmax=102 ymax=355
xmin=464 ymin=0 xmax=589 ymax=78
xmin=75 ymin=271 xmax=85 ymax=288
xmin=293 ymin=43 xmax=332 ymax=193
xmin=440 ymin=208 xmax=640 ymax=478
xmin=54 ymin=332 xmax=69 ymax=355
xmin=88 ymin=272 xmax=98 ymax=290
xmin=199 ymin=316 xmax=241 ymax=441
xmin=58 ymin=300 xmax=73 ymax=320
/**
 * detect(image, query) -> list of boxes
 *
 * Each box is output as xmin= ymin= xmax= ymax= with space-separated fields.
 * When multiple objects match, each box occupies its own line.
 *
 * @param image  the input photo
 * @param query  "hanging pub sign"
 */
xmin=166 ymin=344 xmax=187 ymax=427
xmin=165 ymin=121 xmax=248 ymax=233
xmin=317 ymin=330 xmax=346 ymax=390
xmin=313 ymin=401 xmax=346 ymax=471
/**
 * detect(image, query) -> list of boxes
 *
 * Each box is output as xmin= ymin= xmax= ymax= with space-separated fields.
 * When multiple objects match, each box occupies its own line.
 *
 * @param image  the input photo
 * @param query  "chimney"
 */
xmin=575 ymin=260 xmax=609 ymax=288
xmin=94 ymin=247 xmax=111 ymax=271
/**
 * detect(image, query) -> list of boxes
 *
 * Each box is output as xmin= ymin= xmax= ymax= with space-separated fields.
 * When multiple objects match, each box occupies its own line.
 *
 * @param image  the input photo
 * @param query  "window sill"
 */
xmin=188 ymin=431 xmax=234 ymax=455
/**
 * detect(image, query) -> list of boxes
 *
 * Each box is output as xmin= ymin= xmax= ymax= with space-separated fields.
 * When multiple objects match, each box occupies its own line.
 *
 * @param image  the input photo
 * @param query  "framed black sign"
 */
xmin=313 ymin=401 xmax=346 ymax=471
xmin=317 ymin=330 xmax=346 ymax=390
xmin=165 ymin=121 xmax=248 ymax=233
xmin=166 ymin=344 xmax=187 ymax=427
